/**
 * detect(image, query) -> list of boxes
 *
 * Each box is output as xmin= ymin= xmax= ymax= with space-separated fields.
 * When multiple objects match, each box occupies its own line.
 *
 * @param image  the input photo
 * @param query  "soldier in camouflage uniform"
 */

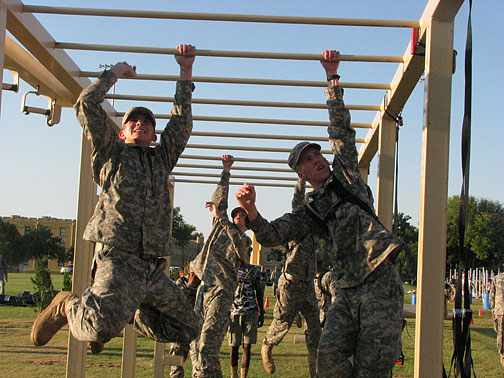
xmin=0 ymin=254 xmax=8 ymax=295
xmin=228 ymin=263 xmax=264 ymax=378
xmin=30 ymin=44 xmax=199 ymax=351
xmin=189 ymin=155 xmax=252 ymax=378
xmin=169 ymin=270 xmax=201 ymax=378
xmin=314 ymin=252 xmax=338 ymax=327
xmin=260 ymin=178 xmax=321 ymax=377
xmin=270 ymin=267 xmax=280 ymax=297
xmin=236 ymin=50 xmax=404 ymax=378
xmin=490 ymin=271 xmax=504 ymax=367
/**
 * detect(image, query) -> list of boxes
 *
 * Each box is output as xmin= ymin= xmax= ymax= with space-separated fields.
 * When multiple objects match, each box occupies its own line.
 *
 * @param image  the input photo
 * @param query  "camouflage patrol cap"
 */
xmin=231 ymin=207 xmax=250 ymax=230
xmin=122 ymin=106 xmax=156 ymax=127
xmin=288 ymin=141 xmax=321 ymax=171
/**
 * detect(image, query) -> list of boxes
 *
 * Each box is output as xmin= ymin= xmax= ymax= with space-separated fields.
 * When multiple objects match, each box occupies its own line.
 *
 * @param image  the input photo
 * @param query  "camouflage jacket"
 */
xmin=490 ymin=273 xmax=504 ymax=315
xmin=231 ymin=264 xmax=262 ymax=316
xmin=190 ymin=170 xmax=252 ymax=291
xmin=249 ymin=85 xmax=403 ymax=288
xmin=283 ymin=179 xmax=317 ymax=281
xmin=74 ymin=70 xmax=193 ymax=256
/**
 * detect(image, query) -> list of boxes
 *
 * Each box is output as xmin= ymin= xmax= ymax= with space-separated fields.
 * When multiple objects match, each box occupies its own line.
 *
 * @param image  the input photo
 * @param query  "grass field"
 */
xmin=0 ymin=273 xmax=502 ymax=377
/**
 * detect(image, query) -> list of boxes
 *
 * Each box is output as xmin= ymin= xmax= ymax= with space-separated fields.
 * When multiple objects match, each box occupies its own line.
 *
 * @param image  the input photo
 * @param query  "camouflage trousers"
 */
xmin=190 ymin=283 xmax=234 ymax=378
xmin=493 ymin=314 xmax=504 ymax=355
xmin=168 ymin=341 xmax=190 ymax=378
xmin=265 ymin=274 xmax=321 ymax=351
xmin=0 ymin=277 xmax=5 ymax=295
xmin=66 ymin=245 xmax=198 ymax=344
xmin=318 ymin=259 xmax=403 ymax=378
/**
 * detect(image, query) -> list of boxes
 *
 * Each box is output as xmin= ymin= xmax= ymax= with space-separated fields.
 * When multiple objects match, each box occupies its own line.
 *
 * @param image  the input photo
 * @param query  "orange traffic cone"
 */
xmin=470 ymin=316 xmax=474 ymax=325
xmin=265 ymin=296 xmax=269 ymax=308
xmin=479 ymin=308 xmax=483 ymax=316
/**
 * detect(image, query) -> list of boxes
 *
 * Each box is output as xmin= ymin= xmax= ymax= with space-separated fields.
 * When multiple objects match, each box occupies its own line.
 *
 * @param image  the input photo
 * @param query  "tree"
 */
xmin=172 ymin=207 xmax=198 ymax=248
xmin=446 ymin=196 xmax=504 ymax=270
xmin=0 ymin=219 xmax=24 ymax=265
xmin=31 ymin=256 xmax=55 ymax=312
xmin=23 ymin=225 xmax=64 ymax=260
xmin=394 ymin=213 xmax=419 ymax=284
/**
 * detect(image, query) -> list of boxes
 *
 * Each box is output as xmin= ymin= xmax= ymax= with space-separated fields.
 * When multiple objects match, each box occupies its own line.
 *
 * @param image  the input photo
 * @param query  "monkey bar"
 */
xmin=0 ymin=1 xmax=465 ymax=377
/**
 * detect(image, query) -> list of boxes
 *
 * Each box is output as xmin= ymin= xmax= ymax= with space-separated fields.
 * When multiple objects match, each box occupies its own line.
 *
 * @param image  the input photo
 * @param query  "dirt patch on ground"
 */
xmin=24 ymin=359 xmax=121 ymax=368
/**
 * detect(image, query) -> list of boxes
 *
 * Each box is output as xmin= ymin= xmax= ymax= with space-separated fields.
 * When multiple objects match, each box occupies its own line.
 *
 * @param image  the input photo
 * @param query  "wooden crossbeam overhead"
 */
xmin=23 ymin=6 xmax=420 ymax=28
xmin=83 ymin=71 xmax=391 ymax=89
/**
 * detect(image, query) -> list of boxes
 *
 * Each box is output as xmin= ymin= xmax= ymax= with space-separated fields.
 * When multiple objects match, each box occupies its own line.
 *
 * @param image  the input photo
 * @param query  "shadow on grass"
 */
xmin=471 ymin=326 xmax=496 ymax=338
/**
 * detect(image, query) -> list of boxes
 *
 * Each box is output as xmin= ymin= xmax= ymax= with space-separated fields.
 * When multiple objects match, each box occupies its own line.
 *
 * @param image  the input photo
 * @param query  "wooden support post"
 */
xmin=375 ymin=118 xmax=396 ymax=229
xmin=66 ymin=136 xmax=97 ymax=378
xmin=414 ymin=17 xmax=455 ymax=378
xmin=121 ymin=325 xmax=137 ymax=378
xmin=0 ymin=0 xmax=7 ymax=118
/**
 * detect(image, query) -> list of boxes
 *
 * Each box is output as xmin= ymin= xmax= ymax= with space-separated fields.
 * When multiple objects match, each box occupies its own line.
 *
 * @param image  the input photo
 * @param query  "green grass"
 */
xmin=0 ymin=274 xmax=502 ymax=377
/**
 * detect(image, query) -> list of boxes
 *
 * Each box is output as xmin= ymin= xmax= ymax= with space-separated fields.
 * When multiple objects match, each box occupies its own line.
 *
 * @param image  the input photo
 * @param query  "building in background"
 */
xmin=1 ymin=215 xmax=76 ymax=272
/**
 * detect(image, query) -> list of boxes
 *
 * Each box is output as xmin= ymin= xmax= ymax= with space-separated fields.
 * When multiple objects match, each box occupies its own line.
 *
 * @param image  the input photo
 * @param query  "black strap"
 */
xmin=450 ymin=1 xmax=476 ymax=377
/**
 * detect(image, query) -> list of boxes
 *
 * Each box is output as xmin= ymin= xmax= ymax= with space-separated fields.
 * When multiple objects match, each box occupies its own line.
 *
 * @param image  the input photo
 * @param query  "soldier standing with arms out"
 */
xmin=236 ymin=49 xmax=404 ymax=378
xmin=314 ymin=251 xmax=338 ymax=328
xmin=270 ymin=266 xmax=280 ymax=297
xmin=260 ymin=178 xmax=321 ymax=377
xmin=30 ymin=44 xmax=199 ymax=351
xmin=190 ymin=155 xmax=252 ymax=378
xmin=228 ymin=262 xmax=264 ymax=378
xmin=169 ymin=269 xmax=201 ymax=378
xmin=0 ymin=254 xmax=8 ymax=295
xmin=490 ymin=269 xmax=504 ymax=367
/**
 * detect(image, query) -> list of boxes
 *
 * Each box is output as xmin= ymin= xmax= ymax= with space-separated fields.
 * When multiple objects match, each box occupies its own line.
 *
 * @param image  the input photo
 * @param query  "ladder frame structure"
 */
xmin=0 ymin=1 xmax=464 ymax=377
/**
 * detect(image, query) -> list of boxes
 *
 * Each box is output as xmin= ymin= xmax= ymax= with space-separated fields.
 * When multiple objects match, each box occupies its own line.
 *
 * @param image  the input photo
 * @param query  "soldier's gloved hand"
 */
xmin=258 ymin=310 xmax=265 ymax=327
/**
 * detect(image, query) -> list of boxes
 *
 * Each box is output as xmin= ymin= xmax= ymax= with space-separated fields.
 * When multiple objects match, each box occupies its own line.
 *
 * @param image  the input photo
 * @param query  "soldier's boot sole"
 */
xmin=261 ymin=344 xmax=275 ymax=374
xmin=230 ymin=365 xmax=239 ymax=378
xmin=90 ymin=341 xmax=105 ymax=354
xmin=30 ymin=291 xmax=78 ymax=346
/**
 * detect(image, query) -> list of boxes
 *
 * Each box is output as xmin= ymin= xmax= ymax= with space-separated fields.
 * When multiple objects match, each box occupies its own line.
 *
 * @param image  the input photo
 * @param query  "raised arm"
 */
xmin=211 ymin=155 xmax=234 ymax=216
xmin=158 ymin=44 xmax=196 ymax=170
xmin=74 ymin=61 xmax=137 ymax=182
xmin=320 ymin=50 xmax=359 ymax=175
xmin=236 ymin=183 xmax=322 ymax=247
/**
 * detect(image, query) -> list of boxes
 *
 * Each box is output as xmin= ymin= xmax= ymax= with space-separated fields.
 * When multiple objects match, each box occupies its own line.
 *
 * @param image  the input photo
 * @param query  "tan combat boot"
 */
xmin=307 ymin=349 xmax=318 ymax=378
xmin=261 ymin=343 xmax=275 ymax=374
xmin=30 ymin=291 xmax=78 ymax=346
xmin=240 ymin=367 xmax=249 ymax=378
xmin=230 ymin=365 xmax=239 ymax=378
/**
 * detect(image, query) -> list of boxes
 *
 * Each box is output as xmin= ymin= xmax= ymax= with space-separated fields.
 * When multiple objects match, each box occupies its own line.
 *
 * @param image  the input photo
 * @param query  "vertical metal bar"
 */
xmin=415 ymin=18 xmax=454 ymax=378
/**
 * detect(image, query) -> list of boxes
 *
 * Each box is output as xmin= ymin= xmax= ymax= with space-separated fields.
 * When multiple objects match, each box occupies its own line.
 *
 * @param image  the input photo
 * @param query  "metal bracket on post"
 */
xmin=2 ymin=70 xmax=19 ymax=92
xmin=20 ymin=90 xmax=62 ymax=126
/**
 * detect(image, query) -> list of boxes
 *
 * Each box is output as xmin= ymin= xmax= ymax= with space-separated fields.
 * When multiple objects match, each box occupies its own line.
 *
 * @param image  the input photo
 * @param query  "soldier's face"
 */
xmin=233 ymin=210 xmax=247 ymax=230
xmin=297 ymin=147 xmax=331 ymax=189
xmin=119 ymin=114 xmax=157 ymax=148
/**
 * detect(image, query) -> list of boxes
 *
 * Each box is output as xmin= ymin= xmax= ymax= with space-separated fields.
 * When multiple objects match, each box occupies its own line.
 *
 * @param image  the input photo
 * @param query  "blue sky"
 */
xmin=0 ymin=0 xmax=502 ymax=239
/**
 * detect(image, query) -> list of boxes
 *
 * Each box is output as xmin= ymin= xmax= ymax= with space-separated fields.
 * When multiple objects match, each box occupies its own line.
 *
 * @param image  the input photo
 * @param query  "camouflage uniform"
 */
xmin=490 ymin=272 xmax=504 ymax=359
xmin=264 ymin=179 xmax=321 ymax=357
xmin=169 ymin=276 xmax=201 ymax=378
xmin=249 ymin=85 xmax=404 ymax=378
xmin=314 ymin=269 xmax=338 ymax=326
xmin=228 ymin=264 xmax=262 ymax=346
xmin=66 ymin=70 xmax=198 ymax=345
xmin=190 ymin=170 xmax=252 ymax=378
